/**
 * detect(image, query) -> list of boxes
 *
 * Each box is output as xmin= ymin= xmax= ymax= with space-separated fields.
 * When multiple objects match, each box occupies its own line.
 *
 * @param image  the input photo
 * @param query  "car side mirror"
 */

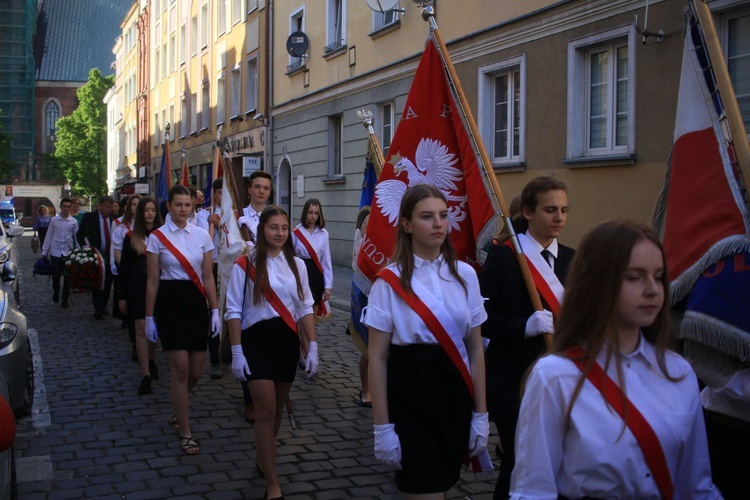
xmin=1 ymin=261 xmax=16 ymax=282
xmin=7 ymin=225 xmax=24 ymax=238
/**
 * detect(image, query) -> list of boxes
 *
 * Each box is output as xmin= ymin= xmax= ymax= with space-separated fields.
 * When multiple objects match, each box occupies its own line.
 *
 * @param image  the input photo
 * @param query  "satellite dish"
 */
xmin=365 ymin=0 xmax=400 ymax=14
xmin=286 ymin=31 xmax=309 ymax=57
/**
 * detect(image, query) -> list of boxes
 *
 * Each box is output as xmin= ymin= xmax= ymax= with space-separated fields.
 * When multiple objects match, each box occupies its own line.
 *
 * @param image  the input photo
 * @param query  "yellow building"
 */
xmin=148 ymin=0 xmax=269 ymax=198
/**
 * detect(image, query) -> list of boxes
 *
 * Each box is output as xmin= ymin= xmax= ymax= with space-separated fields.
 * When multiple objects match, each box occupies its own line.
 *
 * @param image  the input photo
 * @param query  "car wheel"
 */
xmin=14 ymin=340 xmax=33 ymax=418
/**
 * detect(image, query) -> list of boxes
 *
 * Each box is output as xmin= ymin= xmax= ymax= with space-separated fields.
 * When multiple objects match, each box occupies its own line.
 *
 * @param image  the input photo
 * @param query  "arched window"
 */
xmin=44 ymin=100 xmax=61 ymax=153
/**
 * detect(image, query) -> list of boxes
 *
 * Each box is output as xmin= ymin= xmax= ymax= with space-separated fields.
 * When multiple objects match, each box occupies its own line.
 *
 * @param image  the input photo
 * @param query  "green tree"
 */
xmin=52 ymin=68 xmax=114 ymax=197
xmin=0 ymin=110 xmax=15 ymax=181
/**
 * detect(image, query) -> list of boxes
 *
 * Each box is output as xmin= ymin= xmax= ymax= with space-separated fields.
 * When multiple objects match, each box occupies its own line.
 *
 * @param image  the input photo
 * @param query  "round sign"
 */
xmin=286 ymin=31 xmax=309 ymax=58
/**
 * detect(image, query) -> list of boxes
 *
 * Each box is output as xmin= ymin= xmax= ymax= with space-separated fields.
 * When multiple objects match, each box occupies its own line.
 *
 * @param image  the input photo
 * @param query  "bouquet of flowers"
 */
xmin=65 ymin=247 xmax=105 ymax=293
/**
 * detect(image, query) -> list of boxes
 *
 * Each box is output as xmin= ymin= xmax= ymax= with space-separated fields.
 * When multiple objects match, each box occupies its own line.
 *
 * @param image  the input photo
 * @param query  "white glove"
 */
xmin=374 ymin=423 xmax=402 ymax=470
xmin=231 ymin=345 xmax=251 ymax=381
xmin=305 ymin=341 xmax=319 ymax=379
xmin=468 ymin=412 xmax=490 ymax=458
xmin=210 ymin=309 xmax=221 ymax=338
xmin=145 ymin=317 xmax=159 ymax=343
xmin=525 ymin=310 xmax=554 ymax=338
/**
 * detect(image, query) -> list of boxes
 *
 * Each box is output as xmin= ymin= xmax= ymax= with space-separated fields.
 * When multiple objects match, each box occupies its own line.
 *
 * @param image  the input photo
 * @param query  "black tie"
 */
xmin=541 ymin=249 xmax=553 ymax=268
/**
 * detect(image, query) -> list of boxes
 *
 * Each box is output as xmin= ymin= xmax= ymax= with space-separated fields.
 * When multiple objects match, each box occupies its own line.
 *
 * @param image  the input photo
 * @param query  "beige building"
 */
xmin=148 ymin=0 xmax=269 ymax=198
xmin=270 ymin=0 xmax=750 ymax=266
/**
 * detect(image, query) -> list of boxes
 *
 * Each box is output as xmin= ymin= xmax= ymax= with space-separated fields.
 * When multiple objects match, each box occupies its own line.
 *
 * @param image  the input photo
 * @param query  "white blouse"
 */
xmin=510 ymin=335 xmax=720 ymax=500
xmin=362 ymin=255 xmax=487 ymax=346
xmin=291 ymin=224 xmax=333 ymax=289
xmin=224 ymin=251 xmax=314 ymax=330
xmin=146 ymin=219 xmax=213 ymax=283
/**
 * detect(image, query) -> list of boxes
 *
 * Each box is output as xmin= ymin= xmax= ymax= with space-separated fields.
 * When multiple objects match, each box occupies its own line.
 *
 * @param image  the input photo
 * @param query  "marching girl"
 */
xmin=510 ymin=219 xmax=720 ymax=499
xmin=112 ymin=195 xmax=141 ymax=337
xmin=291 ymin=198 xmax=333 ymax=366
xmin=363 ymin=185 xmax=489 ymax=497
xmin=145 ymin=185 xmax=221 ymax=455
xmin=117 ymin=196 xmax=163 ymax=395
xmin=225 ymin=205 xmax=320 ymax=500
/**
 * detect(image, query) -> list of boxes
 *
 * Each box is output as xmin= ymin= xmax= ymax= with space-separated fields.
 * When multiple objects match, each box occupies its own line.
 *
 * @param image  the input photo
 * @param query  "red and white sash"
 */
xmin=152 ymin=229 xmax=206 ymax=297
xmin=565 ymin=347 xmax=674 ymax=499
xmin=505 ymin=233 xmax=564 ymax=315
xmin=293 ymin=227 xmax=330 ymax=318
xmin=235 ymin=256 xmax=299 ymax=335
xmin=376 ymin=267 xmax=493 ymax=474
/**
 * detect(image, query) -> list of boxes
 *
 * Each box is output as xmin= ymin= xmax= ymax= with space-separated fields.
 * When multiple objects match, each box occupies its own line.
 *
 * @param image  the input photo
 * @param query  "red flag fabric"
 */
xmin=356 ymin=40 xmax=497 ymax=289
xmin=181 ymin=156 xmax=189 ymax=187
xmin=654 ymin=11 xmax=750 ymax=301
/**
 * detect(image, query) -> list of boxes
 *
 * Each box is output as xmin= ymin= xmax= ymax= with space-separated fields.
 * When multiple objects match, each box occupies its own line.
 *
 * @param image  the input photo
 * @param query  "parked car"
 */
xmin=0 ymin=370 xmax=17 ymax=498
xmin=0 ymin=224 xmax=33 ymax=418
xmin=0 ymin=202 xmax=18 ymax=228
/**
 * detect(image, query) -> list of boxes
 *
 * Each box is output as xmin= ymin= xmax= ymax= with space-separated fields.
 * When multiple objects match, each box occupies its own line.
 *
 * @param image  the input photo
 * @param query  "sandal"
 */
xmin=179 ymin=435 xmax=200 ymax=455
xmin=170 ymin=414 xmax=180 ymax=433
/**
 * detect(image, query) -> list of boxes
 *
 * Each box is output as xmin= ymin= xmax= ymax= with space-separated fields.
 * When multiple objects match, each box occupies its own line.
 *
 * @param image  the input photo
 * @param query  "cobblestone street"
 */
xmin=11 ymin=230 xmax=497 ymax=499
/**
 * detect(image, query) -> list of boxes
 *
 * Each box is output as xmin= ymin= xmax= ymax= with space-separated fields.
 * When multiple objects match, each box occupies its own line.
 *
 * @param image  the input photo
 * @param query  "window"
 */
xmin=325 ymin=0 xmax=346 ymax=54
xmin=232 ymin=0 xmax=241 ymax=25
xmin=191 ymin=92 xmax=198 ymax=134
xmin=288 ymin=8 xmax=306 ymax=72
xmin=246 ymin=58 xmax=258 ymax=114
xmin=217 ymin=74 xmax=226 ymax=125
xmin=373 ymin=3 xmax=400 ymax=31
xmin=191 ymin=15 xmax=198 ymax=55
xmin=724 ymin=9 xmax=750 ymax=132
xmin=218 ymin=0 xmax=227 ymax=35
xmin=162 ymin=43 xmax=167 ymax=77
xmin=44 ymin=100 xmax=60 ymax=153
xmin=154 ymin=47 xmax=161 ymax=81
xmin=201 ymin=82 xmax=210 ymax=130
xmin=478 ymin=56 xmax=525 ymax=166
xmin=169 ymin=105 xmax=175 ymax=141
xmin=230 ymin=65 xmax=241 ymax=119
xmin=180 ymin=23 xmax=186 ymax=65
xmin=169 ymin=33 xmax=176 ymax=73
xmin=155 ymin=112 xmax=161 ymax=145
xmin=328 ymin=114 xmax=343 ymax=177
xmin=155 ymin=0 xmax=161 ymax=21
xmin=380 ymin=102 xmax=394 ymax=159
xmin=162 ymin=109 xmax=167 ymax=141
xmin=200 ymin=3 xmax=208 ymax=48
xmin=567 ymin=27 xmax=635 ymax=159
xmin=247 ymin=0 xmax=258 ymax=14
xmin=181 ymin=96 xmax=188 ymax=139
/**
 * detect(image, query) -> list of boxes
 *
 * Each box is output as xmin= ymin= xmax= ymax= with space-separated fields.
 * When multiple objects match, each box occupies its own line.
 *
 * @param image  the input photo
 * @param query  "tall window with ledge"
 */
xmin=373 ymin=3 xmax=399 ymax=31
xmin=44 ymin=100 xmax=60 ymax=153
xmin=380 ymin=102 xmax=394 ymax=159
xmin=724 ymin=9 xmax=750 ymax=133
xmin=328 ymin=114 xmax=343 ymax=177
xmin=325 ymin=0 xmax=346 ymax=54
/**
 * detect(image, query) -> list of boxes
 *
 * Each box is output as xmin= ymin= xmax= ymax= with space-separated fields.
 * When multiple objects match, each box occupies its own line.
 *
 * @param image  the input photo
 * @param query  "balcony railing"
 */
xmin=286 ymin=58 xmax=306 ymax=74
xmin=323 ymin=39 xmax=346 ymax=55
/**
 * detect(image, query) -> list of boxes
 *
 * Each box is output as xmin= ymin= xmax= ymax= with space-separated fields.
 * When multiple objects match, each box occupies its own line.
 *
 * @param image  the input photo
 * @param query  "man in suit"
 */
xmin=478 ymin=176 xmax=574 ymax=499
xmin=77 ymin=195 xmax=115 ymax=320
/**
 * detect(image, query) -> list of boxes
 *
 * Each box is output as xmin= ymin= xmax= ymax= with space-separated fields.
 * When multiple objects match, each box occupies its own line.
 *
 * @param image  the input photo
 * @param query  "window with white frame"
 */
xmin=201 ymin=81 xmax=210 ymax=130
xmin=247 ymin=0 xmax=258 ymax=14
xmin=380 ymin=102 xmax=394 ymax=159
xmin=162 ymin=42 xmax=168 ymax=76
xmin=232 ymin=0 xmax=241 ymax=25
xmin=181 ymin=96 xmax=188 ymax=139
xmin=191 ymin=92 xmax=198 ymax=134
xmin=217 ymin=74 xmax=226 ymax=125
xmin=169 ymin=105 xmax=175 ymax=141
xmin=328 ymin=114 xmax=343 ymax=177
xmin=246 ymin=57 xmax=258 ymax=114
xmin=191 ymin=15 xmax=198 ymax=55
xmin=373 ymin=3 xmax=400 ymax=31
xmin=325 ymin=0 xmax=346 ymax=54
xmin=154 ymin=47 xmax=161 ymax=81
xmin=169 ymin=33 xmax=176 ymax=73
xmin=230 ymin=65 xmax=241 ymax=119
xmin=180 ymin=23 xmax=186 ymax=65
xmin=155 ymin=0 xmax=162 ymax=21
xmin=155 ymin=111 xmax=161 ymax=145
xmin=478 ymin=56 xmax=525 ymax=166
xmin=723 ymin=9 xmax=750 ymax=132
xmin=218 ymin=0 xmax=227 ymax=35
xmin=200 ymin=3 xmax=208 ymax=48
xmin=162 ymin=109 xmax=167 ymax=141
xmin=567 ymin=27 xmax=635 ymax=159
xmin=288 ymin=8 xmax=306 ymax=71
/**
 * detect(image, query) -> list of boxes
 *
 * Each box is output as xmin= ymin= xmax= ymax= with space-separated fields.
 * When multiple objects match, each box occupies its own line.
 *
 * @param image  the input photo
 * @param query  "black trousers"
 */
xmin=50 ymin=256 xmax=69 ymax=300
xmin=91 ymin=262 xmax=113 ymax=315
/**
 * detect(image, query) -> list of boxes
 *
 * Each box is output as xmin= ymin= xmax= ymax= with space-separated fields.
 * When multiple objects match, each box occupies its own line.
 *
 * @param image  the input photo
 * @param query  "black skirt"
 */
xmin=302 ymin=258 xmax=324 ymax=305
xmin=387 ymin=344 xmax=473 ymax=494
xmin=240 ymin=317 xmax=299 ymax=383
xmin=154 ymin=280 xmax=209 ymax=352
xmin=126 ymin=267 xmax=147 ymax=320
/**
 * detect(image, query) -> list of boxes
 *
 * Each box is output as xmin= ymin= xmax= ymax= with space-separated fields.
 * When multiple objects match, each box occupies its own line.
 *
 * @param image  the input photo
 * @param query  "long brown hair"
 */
xmin=300 ymin=198 xmax=326 ymax=229
xmin=251 ymin=205 xmax=305 ymax=304
xmin=543 ymin=219 xmax=679 ymax=427
xmin=131 ymin=196 xmax=163 ymax=255
xmin=392 ymin=185 xmax=466 ymax=295
xmin=122 ymin=194 xmax=142 ymax=226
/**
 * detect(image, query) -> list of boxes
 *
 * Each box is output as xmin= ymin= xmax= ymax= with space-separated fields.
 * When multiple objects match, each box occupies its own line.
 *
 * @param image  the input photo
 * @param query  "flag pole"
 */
xmin=218 ymin=137 xmax=253 ymax=243
xmin=692 ymin=0 xmax=750 ymax=191
xmin=418 ymin=4 xmax=551 ymax=346
xmin=208 ymin=126 xmax=223 ymax=240
xmin=358 ymin=110 xmax=385 ymax=177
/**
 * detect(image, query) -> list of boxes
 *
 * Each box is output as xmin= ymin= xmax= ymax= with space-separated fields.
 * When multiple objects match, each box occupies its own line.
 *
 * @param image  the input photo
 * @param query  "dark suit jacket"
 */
xmin=77 ymin=211 xmax=114 ymax=260
xmin=478 ymin=240 xmax=575 ymax=424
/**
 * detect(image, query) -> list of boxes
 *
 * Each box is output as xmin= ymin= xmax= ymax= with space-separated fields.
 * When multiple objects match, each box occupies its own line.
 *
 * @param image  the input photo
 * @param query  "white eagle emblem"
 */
xmin=375 ymin=138 xmax=468 ymax=230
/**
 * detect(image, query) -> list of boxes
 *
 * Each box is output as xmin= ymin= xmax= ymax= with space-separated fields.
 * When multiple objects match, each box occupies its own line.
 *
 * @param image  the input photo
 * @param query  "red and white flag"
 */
xmin=654 ymin=10 xmax=750 ymax=301
xmin=355 ymin=40 xmax=498 ymax=291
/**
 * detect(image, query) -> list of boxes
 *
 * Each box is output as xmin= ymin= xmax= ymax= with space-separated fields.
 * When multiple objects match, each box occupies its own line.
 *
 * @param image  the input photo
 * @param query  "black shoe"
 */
xmin=149 ymin=359 xmax=159 ymax=381
xmin=138 ymin=375 xmax=152 ymax=395
xmin=61 ymin=300 xmax=69 ymax=308
xmin=52 ymin=292 xmax=59 ymax=303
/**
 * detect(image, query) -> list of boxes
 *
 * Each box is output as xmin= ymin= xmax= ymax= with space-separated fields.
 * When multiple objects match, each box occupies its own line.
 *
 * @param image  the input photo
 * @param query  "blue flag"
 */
xmin=155 ymin=139 xmax=170 ymax=207
xmin=204 ymin=164 xmax=213 ymax=208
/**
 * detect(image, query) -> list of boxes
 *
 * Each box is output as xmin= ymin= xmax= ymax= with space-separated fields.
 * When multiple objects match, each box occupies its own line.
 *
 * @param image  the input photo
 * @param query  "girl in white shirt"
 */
xmin=363 ymin=185 xmax=489 ymax=496
xmin=144 ymin=185 xmax=220 ymax=456
xmin=510 ymin=219 xmax=720 ymax=499
xmin=225 ymin=205 xmax=320 ymax=500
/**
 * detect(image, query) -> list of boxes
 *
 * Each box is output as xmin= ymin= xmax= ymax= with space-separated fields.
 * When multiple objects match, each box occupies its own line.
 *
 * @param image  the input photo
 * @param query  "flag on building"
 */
xmin=155 ymin=135 xmax=170 ymax=207
xmin=355 ymin=39 xmax=498 ymax=294
xmin=653 ymin=6 xmax=750 ymax=370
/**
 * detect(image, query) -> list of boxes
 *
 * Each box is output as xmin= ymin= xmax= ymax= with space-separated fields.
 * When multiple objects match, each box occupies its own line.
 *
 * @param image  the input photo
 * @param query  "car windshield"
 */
xmin=0 ymin=209 xmax=13 ymax=218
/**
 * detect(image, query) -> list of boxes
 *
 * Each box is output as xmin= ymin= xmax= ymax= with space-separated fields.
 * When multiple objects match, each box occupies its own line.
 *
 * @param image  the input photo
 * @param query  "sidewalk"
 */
xmin=11 ymin=232 xmax=497 ymax=499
